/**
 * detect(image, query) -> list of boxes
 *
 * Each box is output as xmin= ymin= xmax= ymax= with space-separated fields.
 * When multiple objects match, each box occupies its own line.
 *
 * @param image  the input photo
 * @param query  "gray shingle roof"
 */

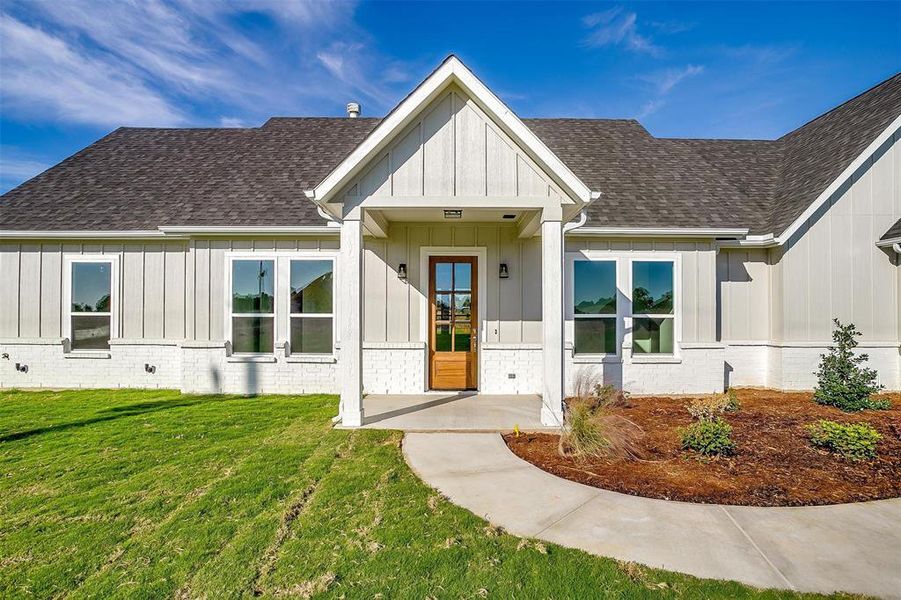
xmin=2 ymin=73 xmax=899 ymax=235
xmin=0 ymin=118 xmax=379 ymax=230
xmin=882 ymin=218 xmax=901 ymax=242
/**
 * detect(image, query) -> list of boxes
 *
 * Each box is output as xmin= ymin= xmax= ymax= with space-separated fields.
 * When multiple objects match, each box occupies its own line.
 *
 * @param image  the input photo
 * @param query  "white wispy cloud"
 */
xmin=582 ymin=7 xmax=662 ymax=56
xmin=0 ymin=0 xmax=414 ymax=128
xmin=219 ymin=116 xmax=248 ymax=128
xmin=639 ymin=64 xmax=705 ymax=95
xmin=0 ymin=148 xmax=50 ymax=190
xmin=0 ymin=14 xmax=186 ymax=126
xmin=636 ymin=99 xmax=665 ymax=119
xmin=631 ymin=64 xmax=704 ymax=121
xmin=315 ymin=41 xmax=402 ymax=107
xmin=649 ymin=20 xmax=696 ymax=35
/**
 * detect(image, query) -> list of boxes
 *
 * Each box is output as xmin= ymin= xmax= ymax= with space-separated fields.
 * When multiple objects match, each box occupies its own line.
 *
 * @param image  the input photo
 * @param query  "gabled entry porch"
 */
xmin=303 ymin=56 xmax=598 ymax=428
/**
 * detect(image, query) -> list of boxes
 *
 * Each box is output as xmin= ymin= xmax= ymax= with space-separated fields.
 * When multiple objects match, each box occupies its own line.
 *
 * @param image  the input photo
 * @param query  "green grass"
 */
xmin=0 ymin=389 xmax=843 ymax=599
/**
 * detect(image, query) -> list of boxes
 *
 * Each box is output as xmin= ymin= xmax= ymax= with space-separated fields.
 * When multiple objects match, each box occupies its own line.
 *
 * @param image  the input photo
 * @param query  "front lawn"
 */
xmin=1 ymin=389 xmax=834 ymax=599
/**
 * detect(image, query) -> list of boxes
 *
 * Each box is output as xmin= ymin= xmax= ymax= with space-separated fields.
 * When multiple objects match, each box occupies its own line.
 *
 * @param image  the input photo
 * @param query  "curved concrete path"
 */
xmin=404 ymin=432 xmax=901 ymax=598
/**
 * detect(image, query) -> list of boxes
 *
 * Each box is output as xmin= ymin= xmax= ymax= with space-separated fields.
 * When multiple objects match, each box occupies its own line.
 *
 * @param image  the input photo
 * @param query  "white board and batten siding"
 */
xmin=339 ymin=84 xmax=567 ymax=203
xmin=362 ymin=223 xmax=543 ymax=345
xmin=0 ymin=242 xmax=188 ymax=340
xmin=719 ymin=132 xmax=901 ymax=344
xmin=0 ymin=238 xmax=343 ymax=343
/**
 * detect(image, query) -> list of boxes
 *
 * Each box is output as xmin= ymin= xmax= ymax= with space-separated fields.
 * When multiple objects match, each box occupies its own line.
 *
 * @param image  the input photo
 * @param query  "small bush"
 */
xmin=806 ymin=420 xmax=881 ymax=461
xmin=686 ymin=392 xmax=740 ymax=422
xmin=679 ymin=418 xmax=735 ymax=456
xmin=560 ymin=370 xmax=643 ymax=460
xmin=814 ymin=319 xmax=886 ymax=412
xmin=724 ymin=389 xmax=741 ymax=412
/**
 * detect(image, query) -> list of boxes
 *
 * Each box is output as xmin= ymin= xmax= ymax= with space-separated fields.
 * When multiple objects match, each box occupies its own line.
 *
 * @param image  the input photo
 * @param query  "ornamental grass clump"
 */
xmin=806 ymin=420 xmax=881 ymax=462
xmin=814 ymin=320 xmax=888 ymax=412
xmin=559 ymin=370 xmax=643 ymax=461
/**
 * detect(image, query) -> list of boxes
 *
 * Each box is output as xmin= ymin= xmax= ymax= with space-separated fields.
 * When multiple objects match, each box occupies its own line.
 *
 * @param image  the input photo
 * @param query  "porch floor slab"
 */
xmin=354 ymin=393 xmax=553 ymax=431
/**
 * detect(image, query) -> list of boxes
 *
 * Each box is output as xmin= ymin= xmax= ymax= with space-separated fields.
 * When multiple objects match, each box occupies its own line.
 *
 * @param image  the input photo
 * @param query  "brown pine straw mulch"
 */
xmin=504 ymin=389 xmax=901 ymax=507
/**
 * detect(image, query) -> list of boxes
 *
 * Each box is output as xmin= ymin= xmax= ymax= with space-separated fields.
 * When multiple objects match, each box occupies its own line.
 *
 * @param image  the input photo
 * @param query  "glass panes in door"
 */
xmin=433 ymin=259 xmax=475 ymax=353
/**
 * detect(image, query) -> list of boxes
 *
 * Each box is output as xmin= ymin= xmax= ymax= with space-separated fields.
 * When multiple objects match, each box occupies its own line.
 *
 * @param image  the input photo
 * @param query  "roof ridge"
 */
xmin=779 ymin=71 xmax=901 ymax=141
xmin=522 ymin=117 xmax=640 ymax=123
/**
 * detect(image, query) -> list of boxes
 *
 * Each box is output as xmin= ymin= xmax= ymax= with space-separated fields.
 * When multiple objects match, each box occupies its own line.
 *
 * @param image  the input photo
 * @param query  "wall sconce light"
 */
xmin=397 ymin=263 xmax=407 ymax=279
xmin=499 ymin=263 xmax=509 ymax=279
xmin=144 ymin=363 xmax=156 ymax=374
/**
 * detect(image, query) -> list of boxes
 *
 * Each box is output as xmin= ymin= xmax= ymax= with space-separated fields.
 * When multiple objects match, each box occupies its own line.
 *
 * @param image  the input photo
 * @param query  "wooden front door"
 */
xmin=429 ymin=256 xmax=477 ymax=390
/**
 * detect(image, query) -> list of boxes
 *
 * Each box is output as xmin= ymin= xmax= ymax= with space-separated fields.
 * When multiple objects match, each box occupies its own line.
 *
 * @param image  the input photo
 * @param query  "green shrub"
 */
xmin=679 ymin=418 xmax=735 ymax=456
xmin=814 ymin=320 xmax=886 ymax=412
xmin=806 ymin=420 xmax=881 ymax=461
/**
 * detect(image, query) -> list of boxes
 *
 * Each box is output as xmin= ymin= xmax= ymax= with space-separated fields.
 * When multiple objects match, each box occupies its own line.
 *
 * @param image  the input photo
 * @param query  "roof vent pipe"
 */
xmin=346 ymin=102 xmax=361 ymax=118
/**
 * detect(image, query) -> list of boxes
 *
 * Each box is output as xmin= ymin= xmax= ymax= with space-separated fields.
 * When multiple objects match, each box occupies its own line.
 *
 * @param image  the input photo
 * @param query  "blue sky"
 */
xmin=1 ymin=1 xmax=899 ymax=193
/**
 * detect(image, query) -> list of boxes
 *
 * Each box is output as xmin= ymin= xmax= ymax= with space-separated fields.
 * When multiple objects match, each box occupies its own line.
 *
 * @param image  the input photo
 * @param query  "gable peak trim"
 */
xmin=306 ymin=55 xmax=596 ymax=211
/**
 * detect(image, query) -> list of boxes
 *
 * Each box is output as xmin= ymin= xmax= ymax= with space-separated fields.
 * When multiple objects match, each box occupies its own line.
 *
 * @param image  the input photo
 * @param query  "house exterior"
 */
xmin=1 ymin=56 xmax=899 ymax=427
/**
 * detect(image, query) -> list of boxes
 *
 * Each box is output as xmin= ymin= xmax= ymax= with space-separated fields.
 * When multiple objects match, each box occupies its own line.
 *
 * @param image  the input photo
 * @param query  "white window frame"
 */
xmin=287 ymin=257 xmax=336 ymax=356
xmin=627 ymin=255 xmax=680 ymax=357
xmin=569 ymin=257 xmax=621 ymax=357
xmin=225 ymin=252 xmax=337 ymax=356
xmin=566 ymin=251 xmax=681 ymax=360
xmin=228 ymin=256 xmax=277 ymax=355
xmin=63 ymin=255 xmax=119 ymax=353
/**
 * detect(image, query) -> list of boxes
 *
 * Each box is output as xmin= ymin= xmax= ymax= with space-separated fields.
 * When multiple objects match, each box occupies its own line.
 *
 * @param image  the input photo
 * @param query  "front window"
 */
xmin=573 ymin=260 xmax=617 ymax=354
xmin=631 ymin=261 xmax=674 ymax=354
xmin=231 ymin=260 xmax=275 ymax=353
xmin=290 ymin=260 xmax=334 ymax=354
xmin=70 ymin=261 xmax=113 ymax=350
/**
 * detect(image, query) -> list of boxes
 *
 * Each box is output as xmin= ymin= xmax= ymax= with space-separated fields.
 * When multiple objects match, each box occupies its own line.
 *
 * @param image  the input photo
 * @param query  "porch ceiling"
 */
xmin=362 ymin=206 xmax=543 ymax=239
xmin=376 ymin=207 xmax=531 ymax=223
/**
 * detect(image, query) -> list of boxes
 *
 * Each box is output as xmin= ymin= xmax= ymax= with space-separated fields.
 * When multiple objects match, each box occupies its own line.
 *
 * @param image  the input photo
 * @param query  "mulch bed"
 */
xmin=504 ymin=389 xmax=901 ymax=506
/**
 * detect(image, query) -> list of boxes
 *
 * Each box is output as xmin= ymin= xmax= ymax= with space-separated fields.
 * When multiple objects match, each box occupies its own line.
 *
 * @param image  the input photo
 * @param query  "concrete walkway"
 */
xmin=403 ymin=432 xmax=901 ymax=598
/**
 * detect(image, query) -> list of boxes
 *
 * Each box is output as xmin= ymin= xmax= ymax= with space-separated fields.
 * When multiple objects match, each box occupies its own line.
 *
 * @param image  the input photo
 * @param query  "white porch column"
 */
xmin=339 ymin=216 xmax=364 ymax=426
xmin=540 ymin=213 xmax=565 ymax=426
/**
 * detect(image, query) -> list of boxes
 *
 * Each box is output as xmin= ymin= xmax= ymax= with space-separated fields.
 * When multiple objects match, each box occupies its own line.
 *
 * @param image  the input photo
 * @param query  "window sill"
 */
xmin=226 ymin=355 xmax=277 ymax=363
xmin=64 ymin=351 xmax=111 ymax=359
xmin=286 ymin=355 xmax=336 ymax=364
xmin=630 ymin=355 xmax=682 ymax=364
xmin=571 ymin=354 xmax=621 ymax=364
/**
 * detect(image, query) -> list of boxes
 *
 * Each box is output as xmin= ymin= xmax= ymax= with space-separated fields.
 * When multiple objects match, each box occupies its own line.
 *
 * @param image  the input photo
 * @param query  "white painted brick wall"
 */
xmin=566 ymin=345 xmax=725 ymax=396
xmin=11 ymin=337 xmax=894 ymax=396
xmin=180 ymin=342 xmax=338 ymax=395
xmin=622 ymin=345 xmax=725 ymax=394
xmin=0 ymin=339 xmax=181 ymax=389
xmin=779 ymin=345 xmax=899 ymax=391
xmin=363 ymin=343 xmax=426 ymax=394
xmin=479 ymin=344 xmax=543 ymax=394
xmin=724 ymin=344 xmax=771 ymax=388
xmin=723 ymin=343 xmax=900 ymax=391
xmin=565 ymin=358 xmax=622 ymax=396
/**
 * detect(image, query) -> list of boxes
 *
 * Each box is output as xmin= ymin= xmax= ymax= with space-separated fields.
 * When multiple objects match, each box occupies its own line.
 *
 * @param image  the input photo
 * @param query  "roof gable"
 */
xmin=339 ymin=85 xmax=571 ymax=205
xmin=307 ymin=56 xmax=596 ymax=216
